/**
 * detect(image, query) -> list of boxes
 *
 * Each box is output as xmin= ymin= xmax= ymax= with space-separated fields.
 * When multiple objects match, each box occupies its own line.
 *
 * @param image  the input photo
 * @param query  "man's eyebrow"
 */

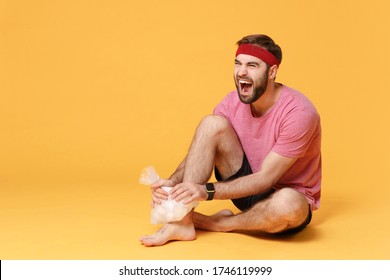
xmin=247 ymin=61 xmax=260 ymax=66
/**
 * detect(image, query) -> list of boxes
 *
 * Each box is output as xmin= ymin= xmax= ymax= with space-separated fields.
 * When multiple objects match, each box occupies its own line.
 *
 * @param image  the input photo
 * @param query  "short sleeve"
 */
xmin=272 ymin=109 xmax=320 ymax=158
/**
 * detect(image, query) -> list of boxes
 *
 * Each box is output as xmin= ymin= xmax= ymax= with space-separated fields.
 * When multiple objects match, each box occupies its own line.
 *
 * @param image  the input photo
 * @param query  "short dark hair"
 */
xmin=237 ymin=34 xmax=282 ymax=65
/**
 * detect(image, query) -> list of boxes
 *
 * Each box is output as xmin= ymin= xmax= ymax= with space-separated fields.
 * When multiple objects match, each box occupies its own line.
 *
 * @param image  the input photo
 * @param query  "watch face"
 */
xmin=206 ymin=183 xmax=215 ymax=191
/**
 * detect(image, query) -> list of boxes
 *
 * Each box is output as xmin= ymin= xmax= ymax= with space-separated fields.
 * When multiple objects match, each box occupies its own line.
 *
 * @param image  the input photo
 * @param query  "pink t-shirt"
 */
xmin=213 ymin=85 xmax=321 ymax=210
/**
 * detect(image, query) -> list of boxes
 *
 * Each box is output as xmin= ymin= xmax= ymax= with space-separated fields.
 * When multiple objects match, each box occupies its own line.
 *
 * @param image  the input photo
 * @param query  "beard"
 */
xmin=235 ymin=71 xmax=269 ymax=104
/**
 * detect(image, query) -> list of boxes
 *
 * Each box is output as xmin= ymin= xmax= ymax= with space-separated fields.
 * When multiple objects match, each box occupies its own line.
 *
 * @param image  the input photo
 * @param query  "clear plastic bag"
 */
xmin=139 ymin=166 xmax=199 ymax=224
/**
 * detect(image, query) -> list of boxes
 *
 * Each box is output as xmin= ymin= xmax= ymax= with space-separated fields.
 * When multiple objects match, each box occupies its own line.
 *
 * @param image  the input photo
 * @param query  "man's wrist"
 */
xmin=168 ymin=176 xmax=180 ymax=185
xmin=205 ymin=182 xmax=215 ymax=201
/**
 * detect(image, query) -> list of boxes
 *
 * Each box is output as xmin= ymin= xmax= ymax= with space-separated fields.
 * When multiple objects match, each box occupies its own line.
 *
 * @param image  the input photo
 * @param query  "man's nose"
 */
xmin=237 ymin=66 xmax=248 ymax=77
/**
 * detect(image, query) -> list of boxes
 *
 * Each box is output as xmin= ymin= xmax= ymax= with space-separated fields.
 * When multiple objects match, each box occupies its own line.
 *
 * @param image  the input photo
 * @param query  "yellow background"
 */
xmin=1 ymin=0 xmax=389 ymax=259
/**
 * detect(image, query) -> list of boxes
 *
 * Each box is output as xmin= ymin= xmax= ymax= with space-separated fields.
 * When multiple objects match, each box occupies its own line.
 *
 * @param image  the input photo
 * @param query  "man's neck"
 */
xmin=250 ymin=82 xmax=282 ymax=117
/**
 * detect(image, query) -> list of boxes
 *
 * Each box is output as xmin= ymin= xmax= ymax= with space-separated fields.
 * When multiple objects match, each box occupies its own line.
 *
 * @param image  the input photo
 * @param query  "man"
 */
xmin=139 ymin=34 xmax=321 ymax=247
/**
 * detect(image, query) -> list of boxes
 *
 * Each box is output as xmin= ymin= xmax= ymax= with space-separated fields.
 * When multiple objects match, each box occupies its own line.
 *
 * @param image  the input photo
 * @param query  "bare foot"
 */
xmin=193 ymin=209 xmax=235 ymax=232
xmin=139 ymin=221 xmax=196 ymax=247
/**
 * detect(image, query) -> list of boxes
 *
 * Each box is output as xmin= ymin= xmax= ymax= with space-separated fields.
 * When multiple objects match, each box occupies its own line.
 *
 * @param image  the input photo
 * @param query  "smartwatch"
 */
xmin=205 ymin=183 xmax=215 ymax=201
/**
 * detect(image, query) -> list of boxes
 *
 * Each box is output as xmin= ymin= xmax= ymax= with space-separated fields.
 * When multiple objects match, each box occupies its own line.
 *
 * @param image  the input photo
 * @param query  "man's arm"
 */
xmin=214 ymin=151 xmax=296 ymax=200
xmin=170 ymin=151 xmax=296 ymax=203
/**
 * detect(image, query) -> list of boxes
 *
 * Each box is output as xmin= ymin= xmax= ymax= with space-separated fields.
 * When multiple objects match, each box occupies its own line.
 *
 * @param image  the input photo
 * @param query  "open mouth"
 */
xmin=239 ymin=80 xmax=253 ymax=94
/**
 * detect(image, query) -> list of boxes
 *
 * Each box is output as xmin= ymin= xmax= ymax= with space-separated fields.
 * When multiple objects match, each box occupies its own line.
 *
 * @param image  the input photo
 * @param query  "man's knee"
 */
xmin=197 ymin=115 xmax=243 ymax=177
xmin=197 ymin=114 xmax=231 ymax=136
xmin=272 ymin=188 xmax=309 ymax=223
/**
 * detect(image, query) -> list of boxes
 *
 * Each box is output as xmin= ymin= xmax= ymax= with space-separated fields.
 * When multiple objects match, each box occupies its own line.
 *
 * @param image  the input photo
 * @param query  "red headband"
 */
xmin=236 ymin=44 xmax=280 ymax=66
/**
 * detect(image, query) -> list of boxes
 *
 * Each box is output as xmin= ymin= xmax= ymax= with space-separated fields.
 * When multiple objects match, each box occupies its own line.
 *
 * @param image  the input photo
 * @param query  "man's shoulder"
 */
xmin=223 ymin=90 xmax=239 ymax=101
xmin=215 ymin=90 xmax=241 ymax=110
xmin=213 ymin=90 xmax=246 ymax=120
xmin=280 ymin=85 xmax=319 ymax=114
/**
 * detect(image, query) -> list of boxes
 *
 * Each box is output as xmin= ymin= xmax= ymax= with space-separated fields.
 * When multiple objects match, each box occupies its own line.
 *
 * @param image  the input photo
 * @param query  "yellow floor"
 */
xmin=1 ymin=178 xmax=389 ymax=260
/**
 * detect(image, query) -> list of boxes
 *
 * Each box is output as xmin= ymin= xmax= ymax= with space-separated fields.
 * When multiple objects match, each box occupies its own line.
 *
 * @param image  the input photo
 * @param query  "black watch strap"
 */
xmin=205 ymin=183 xmax=215 ymax=201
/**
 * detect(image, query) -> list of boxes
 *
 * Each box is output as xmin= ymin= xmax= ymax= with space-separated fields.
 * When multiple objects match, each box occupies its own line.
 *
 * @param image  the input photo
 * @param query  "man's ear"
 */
xmin=268 ymin=65 xmax=278 ymax=80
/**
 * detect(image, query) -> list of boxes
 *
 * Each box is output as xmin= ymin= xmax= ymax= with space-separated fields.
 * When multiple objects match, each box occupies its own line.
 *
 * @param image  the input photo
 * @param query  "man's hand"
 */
xmin=170 ymin=182 xmax=208 ymax=204
xmin=150 ymin=178 xmax=176 ymax=206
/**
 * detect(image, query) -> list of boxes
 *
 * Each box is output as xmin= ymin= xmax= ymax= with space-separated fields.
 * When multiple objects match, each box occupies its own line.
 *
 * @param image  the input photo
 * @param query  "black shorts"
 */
xmin=214 ymin=154 xmax=312 ymax=234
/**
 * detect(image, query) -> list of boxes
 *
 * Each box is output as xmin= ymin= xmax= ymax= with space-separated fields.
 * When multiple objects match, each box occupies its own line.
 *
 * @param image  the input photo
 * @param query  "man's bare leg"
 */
xmin=193 ymin=188 xmax=309 ymax=233
xmin=140 ymin=115 xmax=244 ymax=246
